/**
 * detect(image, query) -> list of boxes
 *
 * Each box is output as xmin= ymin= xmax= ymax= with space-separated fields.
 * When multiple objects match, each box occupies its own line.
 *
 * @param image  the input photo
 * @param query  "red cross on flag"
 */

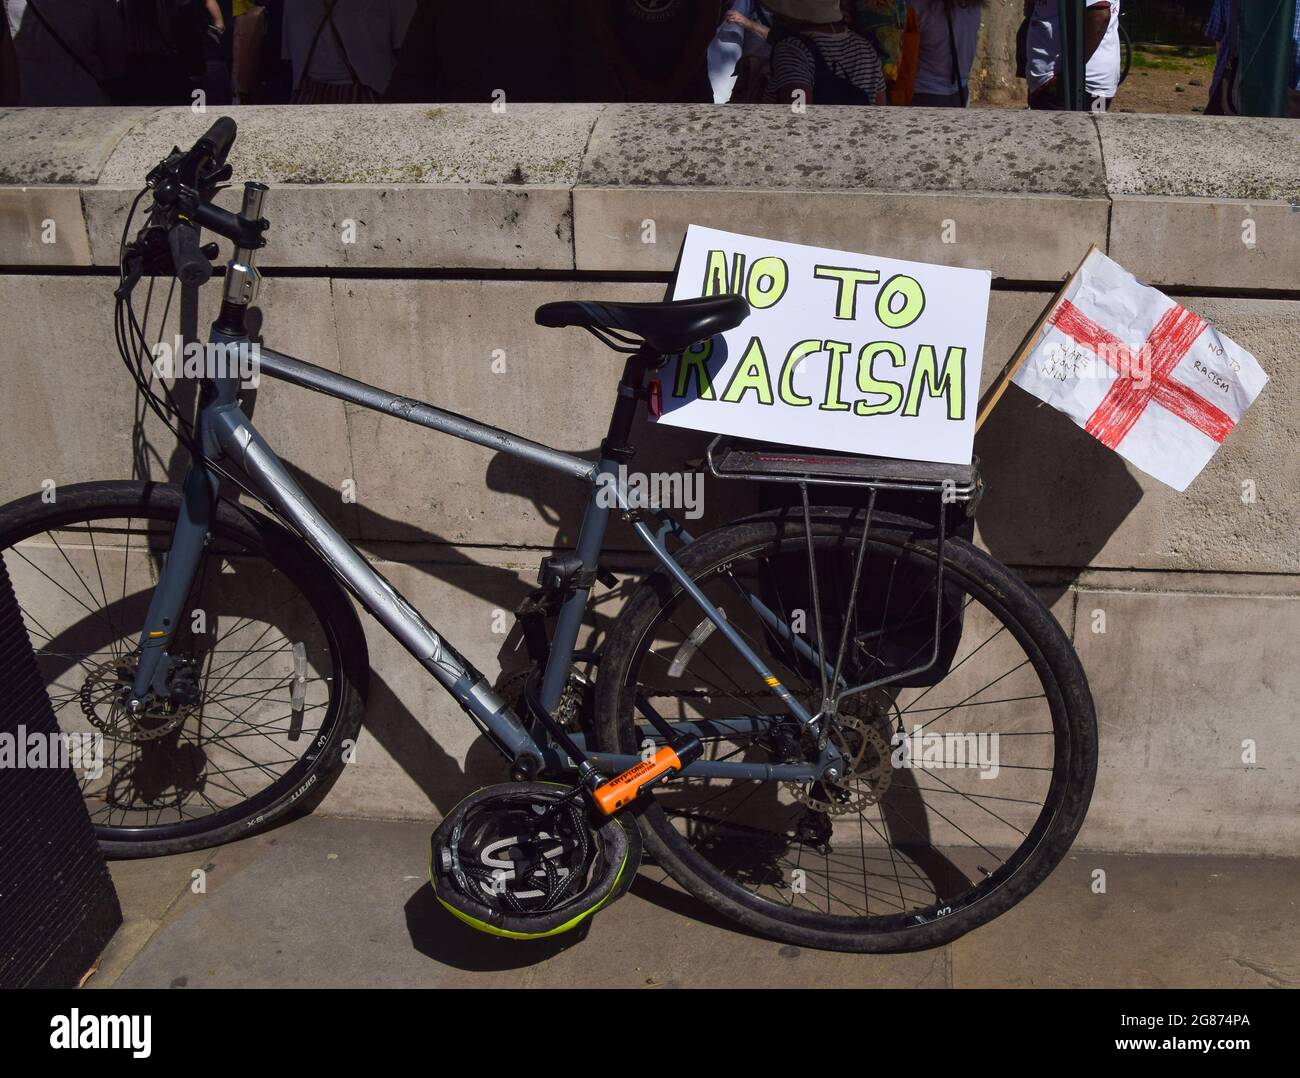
xmin=1010 ymin=248 xmax=1267 ymax=491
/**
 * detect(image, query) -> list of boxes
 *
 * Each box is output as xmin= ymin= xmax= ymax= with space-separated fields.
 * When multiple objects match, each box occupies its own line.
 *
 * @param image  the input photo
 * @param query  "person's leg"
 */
xmin=1088 ymin=93 xmax=1111 ymax=111
xmin=1027 ymin=82 xmax=1062 ymax=109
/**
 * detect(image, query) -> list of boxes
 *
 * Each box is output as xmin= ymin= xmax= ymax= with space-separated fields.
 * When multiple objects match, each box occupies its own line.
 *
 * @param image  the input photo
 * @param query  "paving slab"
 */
xmin=580 ymin=105 xmax=1105 ymax=197
xmin=574 ymin=187 xmax=1107 ymax=281
xmin=97 ymin=104 xmax=605 ymax=188
xmin=81 ymin=181 xmax=577 ymax=271
xmin=86 ymin=854 xmax=193 ymax=989
xmin=89 ymin=842 xmax=268 ymax=990
xmin=0 ymin=107 xmax=155 ymax=185
xmin=104 ymin=815 xmax=946 ymax=988
xmin=0 ymin=275 xmax=355 ymax=515
xmin=77 ymin=104 xmax=602 ymax=270
xmin=952 ymin=850 xmax=1300 ymax=988
xmin=0 ymin=186 xmax=92 ymax=265
xmin=98 ymin=814 xmax=1300 ymax=989
xmin=1073 ymin=588 xmax=1300 ymax=858
xmin=1109 ymin=196 xmax=1300 ymax=293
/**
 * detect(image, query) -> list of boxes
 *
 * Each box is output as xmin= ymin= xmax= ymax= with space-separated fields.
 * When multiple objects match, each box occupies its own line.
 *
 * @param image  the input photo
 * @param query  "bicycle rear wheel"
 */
xmin=0 ymin=480 xmax=367 ymax=857
xmin=595 ymin=507 xmax=1096 ymax=952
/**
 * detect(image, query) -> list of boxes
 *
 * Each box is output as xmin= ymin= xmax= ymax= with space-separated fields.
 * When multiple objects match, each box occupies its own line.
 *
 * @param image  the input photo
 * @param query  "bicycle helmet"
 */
xmin=429 ymin=782 xmax=638 ymax=939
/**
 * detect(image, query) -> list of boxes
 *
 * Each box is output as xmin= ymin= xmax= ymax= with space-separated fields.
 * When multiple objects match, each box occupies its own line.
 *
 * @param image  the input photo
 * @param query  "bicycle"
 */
xmin=0 ymin=118 xmax=1096 ymax=952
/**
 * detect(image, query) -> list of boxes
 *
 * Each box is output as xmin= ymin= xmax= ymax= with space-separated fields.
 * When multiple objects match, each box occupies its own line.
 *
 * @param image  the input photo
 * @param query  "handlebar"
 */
xmin=167 ymin=217 xmax=214 ymax=287
xmin=197 ymin=116 xmax=237 ymax=169
xmin=121 ymin=117 xmax=268 ymax=293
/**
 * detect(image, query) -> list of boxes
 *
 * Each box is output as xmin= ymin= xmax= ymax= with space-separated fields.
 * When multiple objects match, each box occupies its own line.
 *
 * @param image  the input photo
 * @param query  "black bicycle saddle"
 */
xmin=535 ymin=294 xmax=749 ymax=354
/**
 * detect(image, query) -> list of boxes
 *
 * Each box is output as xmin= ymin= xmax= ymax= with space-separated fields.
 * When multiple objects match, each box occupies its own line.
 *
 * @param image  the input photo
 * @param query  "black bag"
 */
xmin=756 ymin=485 xmax=971 ymax=690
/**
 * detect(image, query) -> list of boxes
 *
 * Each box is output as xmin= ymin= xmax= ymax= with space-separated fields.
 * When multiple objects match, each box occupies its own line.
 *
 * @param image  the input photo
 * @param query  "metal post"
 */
xmin=1058 ymin=0 xmax=1086 ymax=110
xmin=1237 ymin=0 xmax=1297 ymax=117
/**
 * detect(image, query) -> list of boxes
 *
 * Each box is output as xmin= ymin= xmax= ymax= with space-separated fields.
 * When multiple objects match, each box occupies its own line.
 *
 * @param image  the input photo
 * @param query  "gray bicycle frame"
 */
xmin=128 ymin=336 xmax=837 ymax=785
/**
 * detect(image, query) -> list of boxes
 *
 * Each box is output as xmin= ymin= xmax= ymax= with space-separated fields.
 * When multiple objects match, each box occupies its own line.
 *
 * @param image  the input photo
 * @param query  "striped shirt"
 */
xmin=766 ymin=28 xmax=885 ymax=104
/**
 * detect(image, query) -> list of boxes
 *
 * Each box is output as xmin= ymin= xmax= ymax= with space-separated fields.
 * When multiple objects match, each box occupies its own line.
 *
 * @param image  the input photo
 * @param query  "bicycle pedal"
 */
xmin=429 ymin=781 xmax=639 ymax=940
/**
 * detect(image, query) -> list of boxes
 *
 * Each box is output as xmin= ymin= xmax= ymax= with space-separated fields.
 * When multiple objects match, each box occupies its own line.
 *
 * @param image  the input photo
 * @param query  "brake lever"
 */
xmin=115 ymin=246 xmax=144 ymax=299
xmin=198 ymin=162 xmax=234 ymax=197
xmin=115 ymin=225 xmax=220 ymax=297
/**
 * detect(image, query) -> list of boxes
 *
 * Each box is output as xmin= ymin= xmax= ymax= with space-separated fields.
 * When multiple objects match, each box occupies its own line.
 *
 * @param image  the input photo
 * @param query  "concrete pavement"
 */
xmin=88 ymin=813 xmax=1300 ymax=989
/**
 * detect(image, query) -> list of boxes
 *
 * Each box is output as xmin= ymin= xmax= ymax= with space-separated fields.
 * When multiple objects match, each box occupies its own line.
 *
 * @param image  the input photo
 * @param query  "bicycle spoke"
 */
xmin=3 ymin=502 xmax=346 ymax=839
xmin=616 ymin=514 xmax=1083 ymax=939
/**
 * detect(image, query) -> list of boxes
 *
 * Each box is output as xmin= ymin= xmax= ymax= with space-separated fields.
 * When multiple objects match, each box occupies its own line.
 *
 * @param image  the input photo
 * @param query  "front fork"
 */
xmin=126 ymin=459 xmax=218 ymax=708
xmin=127 ymin=180 xmax=268 ymax=714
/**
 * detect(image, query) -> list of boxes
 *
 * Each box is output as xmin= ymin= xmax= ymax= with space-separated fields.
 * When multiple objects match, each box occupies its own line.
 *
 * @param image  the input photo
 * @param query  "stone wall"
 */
xmin=1 ymin=103 xmax=1297 ymax=854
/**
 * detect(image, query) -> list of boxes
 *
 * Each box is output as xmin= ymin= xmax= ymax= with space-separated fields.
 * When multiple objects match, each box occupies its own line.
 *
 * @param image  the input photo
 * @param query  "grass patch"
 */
xmin=1129 ymin=43 xmax=1217 ymax=74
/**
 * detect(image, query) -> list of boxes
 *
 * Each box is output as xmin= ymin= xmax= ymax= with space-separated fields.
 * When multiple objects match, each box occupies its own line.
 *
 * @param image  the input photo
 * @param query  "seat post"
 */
xmin=601 ymin=344 xmax=658 ymax=463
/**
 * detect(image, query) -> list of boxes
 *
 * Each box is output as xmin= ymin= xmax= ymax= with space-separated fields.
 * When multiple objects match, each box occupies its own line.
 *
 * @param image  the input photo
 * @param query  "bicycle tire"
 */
xmin=595 ymin=507 xmax=1096 ymax=952
xmin=0 ymin=480 xmax=368 ymax=858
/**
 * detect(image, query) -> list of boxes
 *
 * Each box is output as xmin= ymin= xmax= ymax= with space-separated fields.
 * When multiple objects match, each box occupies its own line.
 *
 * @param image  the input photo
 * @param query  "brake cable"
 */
xmin=114 ymin=179 xmax=278 ymax=521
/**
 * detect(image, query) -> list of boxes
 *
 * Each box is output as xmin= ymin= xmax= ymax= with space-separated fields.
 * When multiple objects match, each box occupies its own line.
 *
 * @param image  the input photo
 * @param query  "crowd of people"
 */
xmin=0 ymin=0 xmax=416 ymax=107
xmin=709 ymin=1 xmax=1128 ymax=111
xmin=0 ymin=1 xmax=1292 ymax=115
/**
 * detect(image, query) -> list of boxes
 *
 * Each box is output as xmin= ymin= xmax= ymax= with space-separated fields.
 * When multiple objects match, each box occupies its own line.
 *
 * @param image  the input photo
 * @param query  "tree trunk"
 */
xmin=969 ymin=0 xmax=1024 ymax=106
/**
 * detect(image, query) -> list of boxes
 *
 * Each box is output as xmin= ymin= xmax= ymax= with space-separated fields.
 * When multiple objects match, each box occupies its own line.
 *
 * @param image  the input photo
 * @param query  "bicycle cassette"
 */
xmin=429 ymin=782 xmax=639 ymax=940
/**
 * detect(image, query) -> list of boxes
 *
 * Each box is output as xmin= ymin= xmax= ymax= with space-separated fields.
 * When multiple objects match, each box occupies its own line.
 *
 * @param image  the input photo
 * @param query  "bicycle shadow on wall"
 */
xmin=137 ymin=421 xmax=516 ymax=816
xmin=126 ymin=329 xmax=731 ymax=823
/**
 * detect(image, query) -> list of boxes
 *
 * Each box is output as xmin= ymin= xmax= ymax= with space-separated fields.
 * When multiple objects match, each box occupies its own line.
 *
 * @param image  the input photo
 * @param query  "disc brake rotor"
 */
xmin=79 ymin=658 xmax=195 ymax=742
xmin=784 ymin=712 xmax=894 ymax=816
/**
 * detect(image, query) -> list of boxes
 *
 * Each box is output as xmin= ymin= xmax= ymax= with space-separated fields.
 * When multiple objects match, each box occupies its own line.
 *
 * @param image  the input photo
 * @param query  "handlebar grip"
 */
xmin=197 ymin=116 xmax=237 ymax=166
xmin=168 ymin=220 xmax=213 ymax=287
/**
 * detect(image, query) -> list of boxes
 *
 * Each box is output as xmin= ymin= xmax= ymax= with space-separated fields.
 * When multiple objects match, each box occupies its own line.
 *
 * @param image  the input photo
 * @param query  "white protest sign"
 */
xmin=657 ymin=226 xmax=991 ymax=466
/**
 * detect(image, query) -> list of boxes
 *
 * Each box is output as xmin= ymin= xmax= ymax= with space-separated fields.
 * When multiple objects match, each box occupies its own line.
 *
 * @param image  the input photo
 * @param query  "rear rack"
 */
xmin=702 ymin=435 xmax=980 ymax=707
xmin=705 ymin=436 xmax=982 ymax=509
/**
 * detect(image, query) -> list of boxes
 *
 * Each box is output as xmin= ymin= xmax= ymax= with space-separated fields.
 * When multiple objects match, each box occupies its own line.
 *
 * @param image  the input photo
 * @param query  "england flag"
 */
xmin=1011 ymin=249 xmax=1267 ymax=491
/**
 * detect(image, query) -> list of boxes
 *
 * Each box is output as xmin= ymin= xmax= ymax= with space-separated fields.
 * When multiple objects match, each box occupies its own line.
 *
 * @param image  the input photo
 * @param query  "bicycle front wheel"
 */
xmin=595 ymin=508 xmax=1096 ymax=952
xmin=0 ymin=480 xmax=367 ymax=857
